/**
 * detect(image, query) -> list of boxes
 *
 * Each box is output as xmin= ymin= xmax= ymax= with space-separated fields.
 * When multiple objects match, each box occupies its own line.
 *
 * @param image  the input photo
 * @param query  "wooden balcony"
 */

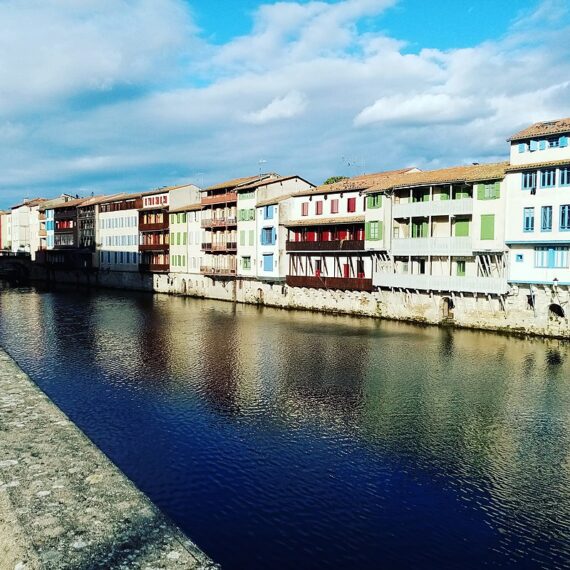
xmin=286 ymin=240 xmax=364 ymax=252
xmin=200 ymin=266 xmax=237 ymax=276
xmin=201 ymin=192 xmax=238 ymax=206
xmin=201 ymin=217 xmax=238 ymax=228
xmin=286 ymin=275 xmax=374 ymax=292
xmin=202 ymin=242 xmax=237 ymax=252
xmin=139 ymin=243 xmax=169 ymax=252
xmin=139 ymin=220 xmax=168 ymax=232
xmin=140 ymin=263 xmax=169 ymax=273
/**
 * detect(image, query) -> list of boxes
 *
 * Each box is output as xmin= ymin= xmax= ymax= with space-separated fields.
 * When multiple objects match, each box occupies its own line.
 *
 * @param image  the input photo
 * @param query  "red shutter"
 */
xmin=347 ymin=197 xmax=356 ymax=212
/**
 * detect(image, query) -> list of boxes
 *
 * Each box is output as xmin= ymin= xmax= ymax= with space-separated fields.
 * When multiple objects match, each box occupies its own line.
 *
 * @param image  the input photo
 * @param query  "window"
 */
xmin=523 ymin=208 xmax=535 ymax=232
xmin=561 ymin=205 xmax=570 ymax=231
xmin=518 ymin=143 xmax=527 ymax=153
xmin=263 ymin=254 xmax=274 ymax=272
xmin=522 ymin=171 xmax=537 ymax=190
xmin=330 ymin=199 xmax=339 ymax=214
xmin=547 ymin=137 xmax=560 ymax=148
xmin=541 ymin=169 xmax=556 ymax=188
xmin=541 ymin=206 xmax=553 ymax=232
xmin=367 ymin=194 xmax=382 ymax=208
xmin=242 ymin=256 xmax=251 ymax=270
xmin=480 ymin=214 xmax=495 ymax=240
xmin=261 ymin=227 xmax=275 ymax=245
xmin=366 ymin=221 xmax=382 ymax=241
xmin=264 ymin=206 xmax=274 ymax=220
xmin=516 ymin=254 xmax=524 ymax=262
xmin=347 ymin=197 xmax=356 ymax=212
xmin=315 ymin=201 xmax=323 ymax=215
xmin=301 ymin=202 xmax=309 ymax=216
xmin=478 ymin=182 xmax=500 ymax=200
xmin=535 ymin=247 xmax=569 ymax=268
xmin=560 ymin=167 xmax=570 ymax=186
xmin=456 ymin=260 xmax=466 ymax=277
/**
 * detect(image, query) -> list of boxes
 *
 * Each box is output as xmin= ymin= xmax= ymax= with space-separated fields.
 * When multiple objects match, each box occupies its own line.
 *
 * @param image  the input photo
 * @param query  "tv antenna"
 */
xmin=258 ymin=159 xmax=267 ymax=176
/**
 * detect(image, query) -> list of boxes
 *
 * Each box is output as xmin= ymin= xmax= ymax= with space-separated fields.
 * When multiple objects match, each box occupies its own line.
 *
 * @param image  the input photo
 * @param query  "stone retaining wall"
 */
xmin=0 ymin=348 xmax=217 ymax=570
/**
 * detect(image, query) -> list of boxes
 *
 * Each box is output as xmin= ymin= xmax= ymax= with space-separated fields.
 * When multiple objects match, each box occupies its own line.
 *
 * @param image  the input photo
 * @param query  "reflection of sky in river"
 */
xmin=1 ymin=286 xmax=569 ymax=569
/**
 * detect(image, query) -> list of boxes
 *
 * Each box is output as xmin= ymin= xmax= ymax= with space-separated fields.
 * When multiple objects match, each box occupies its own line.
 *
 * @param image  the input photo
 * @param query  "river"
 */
xmin=1 ymin=285 xmax=570 ymax=569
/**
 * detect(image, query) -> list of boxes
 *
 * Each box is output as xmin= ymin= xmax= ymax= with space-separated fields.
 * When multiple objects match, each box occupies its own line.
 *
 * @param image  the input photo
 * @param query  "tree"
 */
xmin=323 ymin=176 xmax=348 ymax=185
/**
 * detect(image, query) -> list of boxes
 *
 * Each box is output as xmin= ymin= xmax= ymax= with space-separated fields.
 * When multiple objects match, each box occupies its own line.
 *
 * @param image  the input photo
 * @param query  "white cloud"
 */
xmin=0 ymin=0 xmax=569 ymax=207
xmin=243 ymin=91 xmax=308 ymax=124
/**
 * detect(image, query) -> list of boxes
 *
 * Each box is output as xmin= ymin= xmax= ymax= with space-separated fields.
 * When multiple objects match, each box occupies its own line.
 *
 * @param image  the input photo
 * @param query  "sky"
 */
xmin=1 ymin=0 xmax=569 ymax=208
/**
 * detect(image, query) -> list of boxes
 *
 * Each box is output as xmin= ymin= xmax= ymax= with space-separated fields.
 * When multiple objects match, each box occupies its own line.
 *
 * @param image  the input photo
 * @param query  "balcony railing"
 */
xmin=139 ymin=263 xmax=169 ymax=273
xmin=391 ymin=236 xmax=472 ymax=257
xmin=201 ymin=217 xmax=238 ymax=228
xmin=393 ymin=198 xmax=473 ymax=218
xmin=373 ymin=272 xmax=508 ymax=294
xmin=286 ymin=239 xmax=364 ymax=252
xmin=202 ymin=242 xmax=237 ymax=252
xmin=139 ymin=243 xmax=169 ymax=252
xmin=286 ymin=275 xmax=374 ymax=292
xmin=200 ymin=266 xmax=237 ymax=276
xmin=139 ymin=220 xmax=168 ymax=232
xmin=201 ymin=192 xmax=238 ymax=206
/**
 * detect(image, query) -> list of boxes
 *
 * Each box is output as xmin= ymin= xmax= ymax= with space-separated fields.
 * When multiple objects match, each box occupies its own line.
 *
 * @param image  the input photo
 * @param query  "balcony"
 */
xmin=139 ymin=220 xmax=168 ymax=232
xmin=374 ymin=272 xmax=508 ymax=294
xmin=139 ymin=263 xmax=169 ymax=273
xmin=286 ymin=239 xmax=364 ymax=252
xmin=202 ymin=242 xmax=237 ymax=252
xmin=139 ymin=243 xmax=169 ymax=252
xmin=201 ymin=192 xmax=238 ymax=206
xmin=201 ymin=217 xmax=238 ymax=228
xmin=200 ymin=266 xmax=237 ymax=276
xmin=286 ymin=275 xmax=374 ymax=292
xmin=391 ymin=236 xmax=472 ymax=257
xmin=393 ymin=198 xmax=473 ymax=219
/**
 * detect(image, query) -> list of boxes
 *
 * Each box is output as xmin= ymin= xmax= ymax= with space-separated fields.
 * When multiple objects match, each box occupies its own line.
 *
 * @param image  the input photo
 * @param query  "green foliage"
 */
xmin=323 ymin=176 xmax=348 ymax=185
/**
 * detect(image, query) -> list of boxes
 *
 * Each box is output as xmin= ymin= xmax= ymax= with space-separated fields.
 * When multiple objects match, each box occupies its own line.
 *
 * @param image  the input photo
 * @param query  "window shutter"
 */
xmin=539 ymin=140 xmax=547 ymax=150
xmin=518 ymin=143 xmax=526 ymax=153
xmin=493 ymin=181 xmax=501 ymax=199
xmin=560 ymin=136 xmax=569 ymax=148
xmin=365 ymin=222 xmax=371 ymax=240
xmin=251 ymin=209 xmax=255 ymax=220
xmin=481 ymin=214 xmax=495 ymax=240
xmin=366 ymin=196 xmax=373 ymax=209
xmin=272 ymin=228 xmax=277 ymax=244
xmin=477 ymin=184 xmax=485 ymax=200
xmin=529 ymin=140 xmax=538 ymax=151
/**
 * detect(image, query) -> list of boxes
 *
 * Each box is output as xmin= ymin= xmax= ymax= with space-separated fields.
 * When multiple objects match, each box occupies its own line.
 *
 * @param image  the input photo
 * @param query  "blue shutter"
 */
xmin=538 ymin=140 xmax=547 ymax=151
xmin=529 ymin=140 xmax=538 ymax=151
xmin=560 ymin=136 xmax=569 ymax=148
xmin=271 ymin=227 xmax=276 ymax=244
xmin=518 ymin=143 xmax=526 ymax=153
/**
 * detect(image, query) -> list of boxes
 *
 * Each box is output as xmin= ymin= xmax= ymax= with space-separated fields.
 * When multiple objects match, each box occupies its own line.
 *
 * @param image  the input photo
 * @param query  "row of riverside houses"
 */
xmin=1 ymin=117 xmax=570 ymax=334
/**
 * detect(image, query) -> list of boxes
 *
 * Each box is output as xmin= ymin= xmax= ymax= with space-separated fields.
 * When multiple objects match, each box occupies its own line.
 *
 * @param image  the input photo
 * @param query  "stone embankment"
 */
xmin=0 ymin=348 xmax=217 ymax=570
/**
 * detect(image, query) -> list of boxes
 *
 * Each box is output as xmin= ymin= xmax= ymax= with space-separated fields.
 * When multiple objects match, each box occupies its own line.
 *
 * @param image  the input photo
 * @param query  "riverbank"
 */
xmin=34 ymin=266 xmax=570 ymax=340
xmin=0 ymin=347 xmax=217 ymax=569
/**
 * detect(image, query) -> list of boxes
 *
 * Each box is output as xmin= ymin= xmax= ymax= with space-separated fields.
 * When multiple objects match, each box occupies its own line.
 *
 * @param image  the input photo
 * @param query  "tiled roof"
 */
xmin=284 ymin=215 xmax=364 ymax=227
xmin=292 ymin=168 xmax=419 ymax=197
xmin=11 ymin=198 xmax=46 ymax=210
xmin=237 ymin=175 xmax=314 ymax=191
xmin=508 ymin=118 xmax=570 ymax=142
xmin=505 ymin=159 xmax=570 ymax=172
xmin=140 ymin=183 xmax=198 ymax=197
xmin=52 ymin=197 xmax=89 ymax=209
xmin=365 ymin=162 xmax=508 ymax=193
xmin=203 ymin=174 xmax=277 ymax=192
xmin=97 ymin=192 xmax=143 ymax=205
xmin=256 ymin=194 xmax=294 ymax=208
xmin=169 ymin=203 xmax=202 ymax=213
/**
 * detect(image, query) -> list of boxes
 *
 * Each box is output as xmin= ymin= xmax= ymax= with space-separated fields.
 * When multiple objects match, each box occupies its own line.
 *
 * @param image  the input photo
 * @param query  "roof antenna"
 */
xmin=258 ymin=159 xmax=267 ymax=176
xmin=342 ymin=156 xmax=366 ymax=175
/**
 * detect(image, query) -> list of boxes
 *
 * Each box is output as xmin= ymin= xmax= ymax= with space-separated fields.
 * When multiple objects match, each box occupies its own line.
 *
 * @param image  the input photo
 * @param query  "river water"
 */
xmin=1 ymin=285 xmax=570 ymax=569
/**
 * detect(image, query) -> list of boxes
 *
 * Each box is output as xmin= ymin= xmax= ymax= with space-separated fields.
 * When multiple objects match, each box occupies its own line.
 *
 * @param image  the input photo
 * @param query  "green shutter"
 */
xmin=454 ymin=219 xmax=470 ymax=237
xmin=457 ymin=260 xmax=466 ymax=277
xmin=422 ymin=191 xmax=430 ymax=202
xmin=477 ymin=184 xmax=485 ymax=200
xmin=440 ymin=190 xmax=449 ymax=201
xmin=378 ymin=221 xmax=383 ymax=240
xmin=481 ymin=214 xmax=495 ymax=240
xmin=249 ymin=230 xmax=254 ymax=246
xmin=250 ymin=209 xmax=255 ymax=220
xmin=366 ymin=196 xmax=373 ymax=209
xmin=493 ymin=181 xmax=501 ymax=199
xmin=240 ymin=231 xmax=245 ymax=246
xmin=365 ymin=222 xmax=371 ymax=240
xmin=422 ymin=221 xmax=429 ymax=237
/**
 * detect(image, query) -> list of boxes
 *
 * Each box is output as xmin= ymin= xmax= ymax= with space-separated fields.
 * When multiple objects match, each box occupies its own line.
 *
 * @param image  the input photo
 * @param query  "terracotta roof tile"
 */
xmin=203 ymin=174 xmax=277 ymax=192
xmin=237 ymin=175 xmax=314 ymax=191
xmin=365 ymin=162 xmax=508 ymax=193
xmin=292 ymin=168 xmax=419 ymax=197
xmin=256 ymin=194 xmax=294 ymax=208
xmin=508 ymin=118 xmax=570 ymax=142
xmin=169 ymin=203 xmax=202 ymax=213
xmin=505 ymin=159 xmax=570 ymax=172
